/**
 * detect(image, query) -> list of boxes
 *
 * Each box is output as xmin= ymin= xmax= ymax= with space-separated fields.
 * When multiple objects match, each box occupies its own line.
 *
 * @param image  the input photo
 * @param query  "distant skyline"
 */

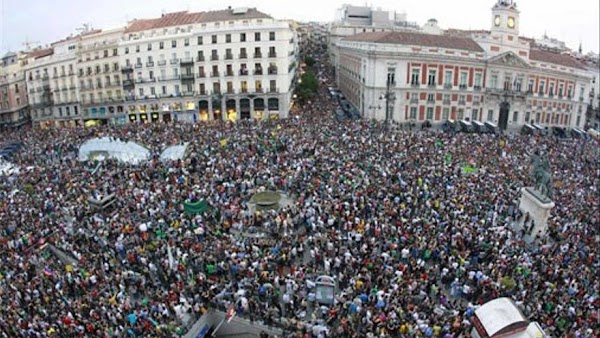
xmin=1 ymin=0 xmax=598 ymax=55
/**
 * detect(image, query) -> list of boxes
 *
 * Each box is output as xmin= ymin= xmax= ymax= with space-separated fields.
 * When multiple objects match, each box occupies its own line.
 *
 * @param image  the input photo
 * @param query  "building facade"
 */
xmin=77 ymin=28 xmax=125 ymax=124
xmin=336 ymin=0 xmax=594 ymax=130
xmin=117 ymin=7 xmax=296 ymax=124
xmin=26 ymin=36 xmax=82 ymax=128
xmin=0 ymin=52 xmax=29 ymax=128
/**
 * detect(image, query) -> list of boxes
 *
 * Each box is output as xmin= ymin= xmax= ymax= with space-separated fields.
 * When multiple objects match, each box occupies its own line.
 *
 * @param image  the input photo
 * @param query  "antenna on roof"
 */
xmin=76 ymin=23 xmax=93 ymax=34
xmin=161 ymin=9 xmax=166 ymax=17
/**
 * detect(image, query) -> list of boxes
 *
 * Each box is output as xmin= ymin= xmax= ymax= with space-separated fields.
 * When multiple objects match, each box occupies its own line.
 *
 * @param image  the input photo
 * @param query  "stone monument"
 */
xmin=518 ymin=151 xmax=554 ymax=240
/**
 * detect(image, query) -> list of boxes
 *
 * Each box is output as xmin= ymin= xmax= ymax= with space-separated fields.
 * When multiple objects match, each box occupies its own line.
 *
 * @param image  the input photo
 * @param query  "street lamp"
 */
xmin=379 ymin=78 xmax=396 ymax=131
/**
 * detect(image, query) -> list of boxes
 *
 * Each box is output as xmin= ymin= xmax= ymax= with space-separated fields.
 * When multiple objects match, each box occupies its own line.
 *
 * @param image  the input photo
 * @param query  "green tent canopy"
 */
xmin=184 ymin=199 xmax=208 ymax=214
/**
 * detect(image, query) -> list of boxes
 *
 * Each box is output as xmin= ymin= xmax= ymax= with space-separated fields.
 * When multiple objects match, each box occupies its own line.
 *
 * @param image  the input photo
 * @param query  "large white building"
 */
xmin=117 ymin=7 xmax=297 ymax=124
xmin=336 ymin=0 xmax=595 ymax=130
xmin=25 ymin=7 xmax=298 ymax=127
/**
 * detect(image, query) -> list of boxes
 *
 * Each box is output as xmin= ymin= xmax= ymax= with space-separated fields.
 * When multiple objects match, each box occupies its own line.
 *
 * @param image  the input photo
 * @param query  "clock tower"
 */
xmin=491 ymin=0 xmax=520 ymax=35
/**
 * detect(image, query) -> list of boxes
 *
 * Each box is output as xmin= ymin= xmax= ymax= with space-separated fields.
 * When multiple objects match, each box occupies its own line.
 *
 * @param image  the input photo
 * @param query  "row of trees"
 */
xmin=296 ymin=56 xmax=318 ymax=103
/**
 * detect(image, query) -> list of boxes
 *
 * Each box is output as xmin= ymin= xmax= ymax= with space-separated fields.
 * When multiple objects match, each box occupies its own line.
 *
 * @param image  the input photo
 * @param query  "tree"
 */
xmin=303 ymin=56 xmax=316 ymax=68
xmin=296 ymin=70 xmax=319 ymax=102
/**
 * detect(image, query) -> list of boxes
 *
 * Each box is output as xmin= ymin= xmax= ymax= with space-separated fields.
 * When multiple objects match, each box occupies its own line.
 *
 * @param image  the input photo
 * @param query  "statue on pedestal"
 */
xmin=529 ymin=150 xmax=553 ymax=200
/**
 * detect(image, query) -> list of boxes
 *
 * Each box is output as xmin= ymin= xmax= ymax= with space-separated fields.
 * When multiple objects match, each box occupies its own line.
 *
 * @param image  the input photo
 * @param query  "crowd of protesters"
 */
xmin=0 ymin=55 xmax=598 ymax=338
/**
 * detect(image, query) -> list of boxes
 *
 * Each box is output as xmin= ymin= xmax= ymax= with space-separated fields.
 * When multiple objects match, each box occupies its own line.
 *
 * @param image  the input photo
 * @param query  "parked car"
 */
xmin=484 ymin=121 xmax=498 ymax=134
xmin=460 ymin=120 xmax=474 ymax=133
xmin=472 ymin=120 xmax=486 ymax=133
xmin=551 ymin=126 xmax=567 ymax=138
xmin=442 ymin=119 xmax=458 ymax=133
xmin=521 ymin=123 xmax=537 ymax=135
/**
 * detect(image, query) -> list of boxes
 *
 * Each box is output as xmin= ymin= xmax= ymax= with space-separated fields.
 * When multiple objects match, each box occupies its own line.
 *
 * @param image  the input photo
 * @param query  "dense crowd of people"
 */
xmin=0 ymin=56 xmax=598 ymax=338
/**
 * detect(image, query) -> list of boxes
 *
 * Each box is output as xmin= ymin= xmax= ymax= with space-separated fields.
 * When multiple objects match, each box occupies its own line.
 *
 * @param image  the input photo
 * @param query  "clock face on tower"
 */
xmin=494 ymin=15 xmax=501 ymax=26
xmin=507 ymin=17 xmax=515 ymax=28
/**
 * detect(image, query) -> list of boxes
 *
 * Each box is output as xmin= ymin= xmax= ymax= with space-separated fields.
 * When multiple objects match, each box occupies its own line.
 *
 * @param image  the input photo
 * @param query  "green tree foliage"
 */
xmin=297 ymin=70 xmax=319 ymax=102
xmin=303 ymin=56 xmax=316 ymax=67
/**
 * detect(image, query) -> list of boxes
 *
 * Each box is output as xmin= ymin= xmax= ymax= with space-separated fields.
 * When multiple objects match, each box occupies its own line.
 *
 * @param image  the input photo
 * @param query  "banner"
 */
xmin=184 ymin=199 xmax=208 ymax=214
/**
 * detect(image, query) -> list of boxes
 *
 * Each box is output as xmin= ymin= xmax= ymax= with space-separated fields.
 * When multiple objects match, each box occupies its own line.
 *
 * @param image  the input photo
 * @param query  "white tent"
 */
xmin=160 ymin=143 xmax=189 ymax=161
xmin=78 ymin=137 xmax=150 ymax=164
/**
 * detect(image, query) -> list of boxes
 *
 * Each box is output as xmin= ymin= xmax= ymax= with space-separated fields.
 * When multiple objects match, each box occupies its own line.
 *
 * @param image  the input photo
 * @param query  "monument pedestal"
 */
xmin=518 ymin=187 xmax=554 ymax=239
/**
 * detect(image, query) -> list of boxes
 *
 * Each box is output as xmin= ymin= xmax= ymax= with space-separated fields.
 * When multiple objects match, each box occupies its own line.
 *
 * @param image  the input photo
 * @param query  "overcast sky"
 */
xmin=1 ymin=0 xmax=598 ymax=55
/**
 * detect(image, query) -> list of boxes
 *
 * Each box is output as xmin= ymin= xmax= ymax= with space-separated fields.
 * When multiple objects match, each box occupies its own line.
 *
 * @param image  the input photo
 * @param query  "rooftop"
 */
xmin=124 ymin=8 xmax=272 ymax=33
xmin=343 ymin=31 xmax=484 ymax=52
xmin=530 ymin=49 xmax=586 ymax=70
xmin=27 ymin=48 xmax=54 ymax=59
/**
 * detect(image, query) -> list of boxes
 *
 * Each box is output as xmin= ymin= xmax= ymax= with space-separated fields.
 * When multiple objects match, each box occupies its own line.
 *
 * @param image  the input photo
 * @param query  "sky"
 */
xmin=0 ymin=0 xmax=598 ymax=55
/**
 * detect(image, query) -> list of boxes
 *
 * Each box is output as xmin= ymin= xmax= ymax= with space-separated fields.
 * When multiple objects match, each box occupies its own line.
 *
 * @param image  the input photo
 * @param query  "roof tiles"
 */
xmin=344 ymin=31 xmax=484 ymax=52
xmin=529 ymin=49 xmax=586 ymax=70
xmin=125 ymin=8 xmax=272 ymax=33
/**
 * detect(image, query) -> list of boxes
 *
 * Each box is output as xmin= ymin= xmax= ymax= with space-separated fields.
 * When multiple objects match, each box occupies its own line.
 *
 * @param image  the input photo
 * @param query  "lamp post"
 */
xmin=379 ymin=78 xmax=396 ymax=131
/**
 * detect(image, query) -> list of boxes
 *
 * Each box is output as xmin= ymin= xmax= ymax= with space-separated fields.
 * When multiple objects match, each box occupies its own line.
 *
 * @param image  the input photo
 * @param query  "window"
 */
xmin=427 ymin=93 xmax=434 ymax=102
xmin=103 ymin=50 xmax=109 ymax=57
xmin=549 ymin=83 xmax=555 ymax=96
xmin=558 ymin=84 xmax=564 ymax=97
xmin=125 ymin=47 xmax=129 ymax=54
xmin=410 ymin=93 xmax=418 ymax=102
xmin=410 ymin=69 xmax=420 ymax=85
xmin=184 ymin=38 xmax=189 ymax=46
xmin=512 ymin=111 xmax=518 ymax=123
xmin=442 ymin=107 xmax=450 ymax=120
xmin=459 ymin=72 xmax=468 ymax=87
xmin=148 ymin=43 xmax=152 ymax=51
xmin=387 ymin=67 xmax=395 ymax=86
xmin=525 ymin=111 xmax=531 ymax=123
xmin=136 ymin=45 xmax=140 ymax=53
xmin=269 ymin=31 xmax=275 ymax=41
xmin=171 ymin=40 xmax=177 ymax=48
xmin=443 ymin=94 xmax=450 ymax=103
xmin=241 ymin=81 xmax=248 ymax=93
xmin=490 ymin=74 xmax=498 ymax=89
xmin=139 ymin=88 xmax=144 ymax=96
xmin=444 ymin=70 xmax=452 ymax=86
xmin=225 ymin=34 xmax=231 ymax=43
xmin=254 ymin=32 xmax=261 ymax=41
xmin=487 ymin=109 xmax=493 ymax=121
xmin=159 ymin=41 xmax=164 ymax=49
xmin=426 ymin=107 xmax=434 ymax=120
xmin=162 ymin=86 xmax=167 ymax=95
xmin=255 ymin=80 xmax=262 ymax=91
xmin=539 ymin=80 xmax=545 ymax=94
xmin=427 ymin=70 xmax=436 ymax=86
xmin=409 ymin=107 xmax=417 ymax=119
xmin=269 ymin=80 xmax=276 ymax=92
xmin=474 ymin=73 xmax=482 ymax=87
xmin=457 ymin=109 xmax=464 ymax=120
xmin=113 ymin=49 xmax=118 ymax=56
xmin=197 ymin=36 xmax=203 ymax=45
xmin=150 ymin=87 xmax=156 ymax=95
xmin=211 ymin=35 xmax=217 ymax=44
xmin=240 ymin=33 xmax=246 ymax=42
xmin=149 ymin=70 xmax=154 ymax=80
xmin=471 ymin=109 xmax=478 ymax=120
xmin=528 ymin=79 xmax=534 ymax=92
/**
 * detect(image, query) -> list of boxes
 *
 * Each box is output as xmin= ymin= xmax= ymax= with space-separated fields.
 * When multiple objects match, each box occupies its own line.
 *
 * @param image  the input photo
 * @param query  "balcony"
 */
xmin=157 ymin=60 xmax=167 ymax=66
xmin=121 ymin=65 xmax=133 ymax=72
xmin=239 ymin=69 xmax=249 ymax=76
xmin=226 ymin=89 xmax=235 ymax=94
xmin=212 ymin=90 xmax=221 ymax=95
xmin=199 ymin=89 xmax=208 ymax=96
xmin=225 ymin=71 xmax=234 ymax=77
xmin=225 ymin=53 xmax=234 ymax=60
xmin=474 ymin=85 xmax=482 ymax=91
xmin=410 ymin=99 xmax=419 ymax=104
xmin=426 ymin=99 xmax=435 ymax=105
xmin=473 ymin=101 xmax=480 ymax=106
xmin=181 ymin=73 xmax=195 ymax=81
xmin=52 ymin=74 xmax=59 ymax=79
xmin=254 ymin=69 xmax=263 ymax=75
xmin=197 ymin=72 xmax=206 ymax=78
xmin=549 ymin=92 xmax=554 ymax=98
xmin=427 ymin=82 xmax=436 ymax=88
xmin=268 ymin=67 xmax=278 ymax=75
xmin=458 ymin=100 xmax=466 ymax=105
xmin=268 ymin=87 xmax=279 ymax=93
xmin=459 ymin=84 xmax=467 ymax=90
xmin=182 ymin=91 xmax=196 ymax=97
xmin=135 ymin=63 xmax=143 ymax=68
xmin=211 ymin=71 xmax=220 ymax=77
xmin=255 ymin=88 xmax=264 ymax=93
xmin=123 ymin=80 xmax=135 ymax=88
xmin=443 ymin=99 xmax=451 ymax=105
xmin=410 ymin=81 xmax=419 ymax=87
xmin=170 ymin=59 xmax=179 ymax=65
xmin=211 ymin=55 xmax=219 ymax=61
xmin=180 ymin=58 xmax=194 ymax=66
xmin=239 ymin=53 xmax=248 ymax=59
xmin=196 ymin=56 xmax=205 ymax=62
xmin=135 ymin=78 xmax=156 ymax=84
xmin=146 ymin=61 xmax=154 ymax=67
xmin=268 ymin=52 xmax=277 ymax=58
xmin=254 ymin=52 xmax=262 ymax=58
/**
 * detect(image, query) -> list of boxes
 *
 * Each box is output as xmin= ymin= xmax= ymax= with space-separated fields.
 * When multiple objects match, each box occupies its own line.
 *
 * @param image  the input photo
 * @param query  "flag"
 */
xmin=513 ymin=75 xmax=518 ymax=91
xmin=184 ymin=199 xmax=208 ymax=214
xmin=445 ymin=154 xmax=452 ymax=163
xmin=435 ymin=139 xmax=443 ymax=147
xmin=219 ymin=138 xmax=228 ymax=146
xmin=461 ymin=165 xmax=478 ymax=174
